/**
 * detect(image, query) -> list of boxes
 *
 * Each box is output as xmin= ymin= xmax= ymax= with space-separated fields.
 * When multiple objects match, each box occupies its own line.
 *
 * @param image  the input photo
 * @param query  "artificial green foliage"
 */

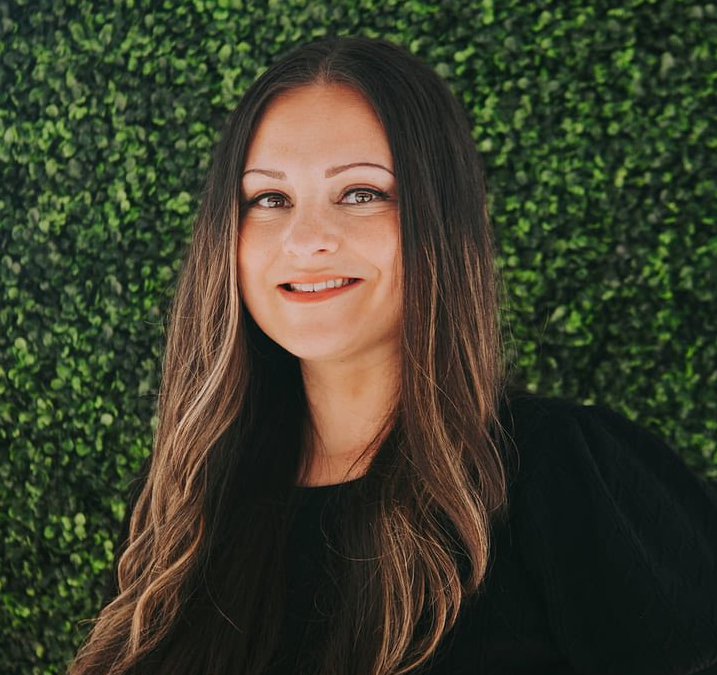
xmin=1 ymin=0 xmax=715 ymax=671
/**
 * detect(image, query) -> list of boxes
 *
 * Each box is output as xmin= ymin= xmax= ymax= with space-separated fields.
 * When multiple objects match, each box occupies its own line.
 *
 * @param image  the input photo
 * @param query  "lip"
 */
xmin=279 ymin=275 xmax=361 ymax=285
xmin=278 ymin=278 xmax=363 ymax=303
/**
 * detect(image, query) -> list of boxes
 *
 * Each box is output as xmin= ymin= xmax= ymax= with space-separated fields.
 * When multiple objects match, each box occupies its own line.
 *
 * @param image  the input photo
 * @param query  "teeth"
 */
xmin=289 ymin=278 xmax=354 ymax=292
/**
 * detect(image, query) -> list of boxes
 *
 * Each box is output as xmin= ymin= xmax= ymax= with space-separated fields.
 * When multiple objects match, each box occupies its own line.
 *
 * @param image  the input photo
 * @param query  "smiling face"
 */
xmin=238 ymin=83 xmax=403 ymax=366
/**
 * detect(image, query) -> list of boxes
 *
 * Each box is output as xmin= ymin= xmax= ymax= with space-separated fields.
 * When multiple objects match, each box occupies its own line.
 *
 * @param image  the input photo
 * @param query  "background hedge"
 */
xmin=1 ymin=0 xmax=715 ymax=672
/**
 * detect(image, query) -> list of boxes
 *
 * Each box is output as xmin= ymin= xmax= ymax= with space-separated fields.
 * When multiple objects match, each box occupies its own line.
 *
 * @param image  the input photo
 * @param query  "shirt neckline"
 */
xmin=295 ymin=473 xmax=367 ymax=491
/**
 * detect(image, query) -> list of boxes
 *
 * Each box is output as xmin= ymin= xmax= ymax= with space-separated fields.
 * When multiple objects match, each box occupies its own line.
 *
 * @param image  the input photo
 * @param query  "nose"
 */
xmin=281 ymin=208 xmax=340 ymax=257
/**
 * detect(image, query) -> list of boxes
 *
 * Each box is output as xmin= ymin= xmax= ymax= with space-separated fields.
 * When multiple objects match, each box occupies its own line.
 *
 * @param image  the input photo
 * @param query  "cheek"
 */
xmin=360 ymin=214 xmax=401 ymax=263
xmin=237 ymin=248 xmax=264 ymax=310
xmin=237 ymin=226 xmax=270 ymax=282
xmin=380 ymin=224 xmax=402 ymax=286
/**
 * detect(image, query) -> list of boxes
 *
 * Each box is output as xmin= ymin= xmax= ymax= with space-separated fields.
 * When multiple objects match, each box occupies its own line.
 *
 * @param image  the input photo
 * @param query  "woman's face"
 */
xmin=238 ymin=83 xmax=402 ymax=366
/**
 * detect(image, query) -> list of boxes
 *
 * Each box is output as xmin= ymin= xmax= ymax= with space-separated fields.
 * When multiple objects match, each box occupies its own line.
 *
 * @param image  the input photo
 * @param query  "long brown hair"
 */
xmin=68 ymin=36 xmax=513 ymax=675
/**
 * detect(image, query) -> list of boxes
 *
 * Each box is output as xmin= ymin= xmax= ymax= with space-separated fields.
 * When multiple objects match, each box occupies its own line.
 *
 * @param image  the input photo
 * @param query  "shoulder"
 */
xmin=497 ymin=390 xmax=703 ymax=493
xmin=498 ymin=395 xmax=717 ymax=590
xmin=493 ymin=391 xmax=717 ymax=673
xmin=500 ymin=389 xmax=647 ymax=447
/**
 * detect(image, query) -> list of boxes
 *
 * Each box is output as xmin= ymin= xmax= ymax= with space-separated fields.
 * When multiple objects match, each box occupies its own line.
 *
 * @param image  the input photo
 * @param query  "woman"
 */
xmin=69 ymin=36 xmax=717 ymax=675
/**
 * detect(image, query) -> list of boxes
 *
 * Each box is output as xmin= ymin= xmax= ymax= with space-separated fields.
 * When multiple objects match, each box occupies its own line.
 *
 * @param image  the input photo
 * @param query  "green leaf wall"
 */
xmin=1 ymin=0 xmax=715 ymax=672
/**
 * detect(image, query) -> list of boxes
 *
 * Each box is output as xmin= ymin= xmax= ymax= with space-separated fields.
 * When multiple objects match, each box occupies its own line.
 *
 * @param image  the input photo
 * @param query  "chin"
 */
xmin=279 ymin=342 xmax=353 ymax=363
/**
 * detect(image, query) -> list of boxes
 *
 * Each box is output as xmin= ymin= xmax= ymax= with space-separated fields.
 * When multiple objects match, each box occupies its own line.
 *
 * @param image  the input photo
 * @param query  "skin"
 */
xmin=238 ymin=83 xmax=403 ymax=486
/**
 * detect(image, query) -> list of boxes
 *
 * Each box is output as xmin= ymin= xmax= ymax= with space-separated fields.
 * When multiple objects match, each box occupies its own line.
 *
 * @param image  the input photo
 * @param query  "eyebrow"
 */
xmin=242 ymin=162 xmax=395 ymax=180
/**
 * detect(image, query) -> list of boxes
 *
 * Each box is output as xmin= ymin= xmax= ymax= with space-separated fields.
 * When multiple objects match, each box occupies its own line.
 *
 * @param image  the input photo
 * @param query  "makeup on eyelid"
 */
xmin=242 ymin=187 xmax=392 ymax=209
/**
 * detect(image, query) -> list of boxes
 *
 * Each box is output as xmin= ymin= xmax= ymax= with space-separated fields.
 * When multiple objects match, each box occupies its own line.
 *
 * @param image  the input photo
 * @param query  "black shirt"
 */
xmin=273 ymin=395 xmax=717 ymax=674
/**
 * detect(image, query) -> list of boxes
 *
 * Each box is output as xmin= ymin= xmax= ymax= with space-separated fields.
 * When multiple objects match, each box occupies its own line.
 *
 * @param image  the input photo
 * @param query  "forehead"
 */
xmin=244 ymin=83 xmax=393 ymax=168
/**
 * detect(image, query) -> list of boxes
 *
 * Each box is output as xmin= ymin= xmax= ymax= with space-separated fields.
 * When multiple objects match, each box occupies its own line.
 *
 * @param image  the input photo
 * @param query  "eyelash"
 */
xmin=242 ymin=187 xmax=390 ymax=209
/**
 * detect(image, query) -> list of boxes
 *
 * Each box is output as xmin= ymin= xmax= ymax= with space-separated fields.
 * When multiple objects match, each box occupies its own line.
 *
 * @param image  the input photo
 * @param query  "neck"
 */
xmin=298 ymin=350 xmax=400 ymax=486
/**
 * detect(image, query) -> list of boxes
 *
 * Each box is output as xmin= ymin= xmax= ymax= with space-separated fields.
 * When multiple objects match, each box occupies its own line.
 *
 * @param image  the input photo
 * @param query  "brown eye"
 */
xmin=341 ymin=188 xmax=389 ymax=205
xmin=250 ymin=192 xmax=290 ymax=208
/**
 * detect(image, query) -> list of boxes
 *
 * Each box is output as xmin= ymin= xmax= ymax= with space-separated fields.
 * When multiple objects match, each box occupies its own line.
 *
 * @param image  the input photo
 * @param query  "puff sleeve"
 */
xmin=508 ymin=398 xmax=717 ymax=675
